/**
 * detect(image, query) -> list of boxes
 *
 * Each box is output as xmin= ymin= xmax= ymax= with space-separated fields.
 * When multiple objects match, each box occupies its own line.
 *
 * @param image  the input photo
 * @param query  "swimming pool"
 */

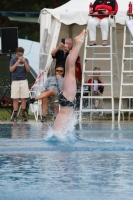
xmin=0 ymin=123 xmax=133 ymax=200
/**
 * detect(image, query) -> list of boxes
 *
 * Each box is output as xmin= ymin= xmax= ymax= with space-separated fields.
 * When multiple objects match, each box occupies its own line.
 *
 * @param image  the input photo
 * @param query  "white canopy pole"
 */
xmin=39 ymin=11 xmax=61 ymax=85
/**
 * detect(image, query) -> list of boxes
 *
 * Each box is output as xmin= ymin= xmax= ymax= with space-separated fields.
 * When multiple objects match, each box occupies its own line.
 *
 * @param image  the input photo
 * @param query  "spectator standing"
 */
xmin=10 ymin=47 xmax=30 ymax=122
xmin=51 ymin=38 xmax=72 ymax=71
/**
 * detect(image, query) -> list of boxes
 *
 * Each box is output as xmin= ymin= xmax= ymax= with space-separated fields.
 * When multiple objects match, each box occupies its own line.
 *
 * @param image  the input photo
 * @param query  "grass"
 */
xmin=0 ymin=108 xmax=34 ymax=121
xmin=0 ymin=109 xmax=12 ymax=121
xmin=81 ymin=112 xmax=133 ymax=122
xmin=0 ymin=108 xmax=54 ymax=121
xmin=0 ymin=107 xmax=133 ymax=122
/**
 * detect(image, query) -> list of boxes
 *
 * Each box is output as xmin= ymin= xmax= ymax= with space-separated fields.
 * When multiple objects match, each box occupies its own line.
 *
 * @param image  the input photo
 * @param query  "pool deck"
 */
xmin=0 ymin=119 xmax=132 ymax=124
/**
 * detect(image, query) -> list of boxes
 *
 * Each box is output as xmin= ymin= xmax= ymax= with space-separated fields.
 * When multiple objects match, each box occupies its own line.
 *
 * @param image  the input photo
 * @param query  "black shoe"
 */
xmin=22 ymin=115 xmax=28 ymax=121
xmin=41 ymin=116 xmax=47 ymax=123
xmin=29 ymin=98 xmax=36 ymax=104
xmin=11 ymin=115 xmax=18 ymax=122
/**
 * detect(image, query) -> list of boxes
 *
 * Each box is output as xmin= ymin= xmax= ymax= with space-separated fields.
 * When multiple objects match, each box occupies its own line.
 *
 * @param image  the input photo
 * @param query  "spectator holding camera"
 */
xmin=51 ymin=38 xmax=73 ymax=71
xmin=10 ymin=47 xmax=30 ymax=122
xmin=87 ymin=0 xmax=118 ymax=46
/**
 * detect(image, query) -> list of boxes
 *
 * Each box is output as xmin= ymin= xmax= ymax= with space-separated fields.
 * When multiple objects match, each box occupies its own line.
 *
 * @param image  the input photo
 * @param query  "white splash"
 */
xmin=44 ymin=112 xmax=78 ymax=143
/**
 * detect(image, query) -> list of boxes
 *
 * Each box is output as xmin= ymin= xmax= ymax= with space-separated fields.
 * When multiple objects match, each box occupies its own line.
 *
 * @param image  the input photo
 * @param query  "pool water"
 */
xmin=0 ymin=123 xmax=133 ymax=200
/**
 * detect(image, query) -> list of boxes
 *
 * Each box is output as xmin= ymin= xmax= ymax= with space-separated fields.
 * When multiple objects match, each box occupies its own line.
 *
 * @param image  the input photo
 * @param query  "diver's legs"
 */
xmin=53 ymin=29 xmax=88 ymax=132
xmin=62 ymin=29 xmax=88 ymax=102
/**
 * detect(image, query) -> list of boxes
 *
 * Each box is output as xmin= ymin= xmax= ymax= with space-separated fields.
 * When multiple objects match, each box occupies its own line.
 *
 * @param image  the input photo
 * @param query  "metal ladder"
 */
xmin=118 ymin=16 xmax=133 ymax=123
xmin=79 ymin=19 xmax=119 ymax=123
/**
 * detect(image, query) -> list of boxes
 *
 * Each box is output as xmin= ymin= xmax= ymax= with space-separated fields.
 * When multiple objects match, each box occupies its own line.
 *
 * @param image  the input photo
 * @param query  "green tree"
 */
xmin=0 ymin=0 xmax=69 ymax=41
xmin=0 ymin=0 xmax=69 ymax=11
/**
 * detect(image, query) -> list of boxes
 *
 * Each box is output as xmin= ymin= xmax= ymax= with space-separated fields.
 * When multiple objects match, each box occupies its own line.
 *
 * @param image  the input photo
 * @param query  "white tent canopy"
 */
xmin=39 ymin=0 xmax=129 ymax=77
xmin=41 ymin=0 xmax=128 ymax=25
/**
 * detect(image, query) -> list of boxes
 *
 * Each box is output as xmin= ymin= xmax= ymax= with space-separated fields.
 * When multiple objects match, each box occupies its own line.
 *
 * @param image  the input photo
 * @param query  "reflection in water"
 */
xmin=11 ymin=123 xmax=28 ymax=139
xmin=0 ymin=123 xmax=133 ymax=199
xmin=0 ymin=123 xmax=49 ymax=139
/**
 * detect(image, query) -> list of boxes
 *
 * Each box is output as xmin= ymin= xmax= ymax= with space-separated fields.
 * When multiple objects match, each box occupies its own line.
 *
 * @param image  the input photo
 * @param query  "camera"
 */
xmin=61 ymin=38 xmax=65 ymax=44
xmin=98 ymin=9 xmax=106 ymax=14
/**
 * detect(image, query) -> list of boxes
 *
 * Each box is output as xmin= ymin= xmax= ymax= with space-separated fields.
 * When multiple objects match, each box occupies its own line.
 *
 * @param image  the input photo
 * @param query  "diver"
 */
xmin=53 ymin=29 xmax=88 ymax=132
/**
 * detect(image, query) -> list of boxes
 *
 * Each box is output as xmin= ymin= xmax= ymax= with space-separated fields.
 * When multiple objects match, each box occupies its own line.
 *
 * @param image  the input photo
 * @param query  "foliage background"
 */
xmin=0 ymin=0 xmax=69 ymax=42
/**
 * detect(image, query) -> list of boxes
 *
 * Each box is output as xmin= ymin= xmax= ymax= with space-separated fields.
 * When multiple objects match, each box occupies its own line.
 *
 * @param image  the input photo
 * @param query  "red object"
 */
xmin=75 ymin=56 xmax=82 ymax=84
xmin=0 ymin=97 xmax=11 ymax=104
xmin=94 ymin=0 xmax=118 ymax=19
xmin=89 ymin=2 xmax=93 ymax=14
xmin=87 ymin=78 xmax=104 ymax=93
xmin=128 ymin=2 xmax=132 ymax=13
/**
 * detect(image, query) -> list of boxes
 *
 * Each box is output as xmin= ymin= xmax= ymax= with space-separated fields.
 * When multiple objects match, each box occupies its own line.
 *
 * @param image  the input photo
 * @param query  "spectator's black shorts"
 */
xmin=58 ymin=93 xmax=75 ymax=107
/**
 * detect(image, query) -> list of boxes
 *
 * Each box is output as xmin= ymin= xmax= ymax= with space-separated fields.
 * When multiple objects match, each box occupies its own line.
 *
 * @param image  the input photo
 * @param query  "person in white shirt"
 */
xmin=87 ymin=67 xmax=104 ymax=112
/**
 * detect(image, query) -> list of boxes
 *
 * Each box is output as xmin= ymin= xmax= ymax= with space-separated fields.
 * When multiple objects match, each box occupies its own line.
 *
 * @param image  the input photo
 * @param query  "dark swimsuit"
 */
xmin=58 ymin=93 xmax=75 ymax=107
